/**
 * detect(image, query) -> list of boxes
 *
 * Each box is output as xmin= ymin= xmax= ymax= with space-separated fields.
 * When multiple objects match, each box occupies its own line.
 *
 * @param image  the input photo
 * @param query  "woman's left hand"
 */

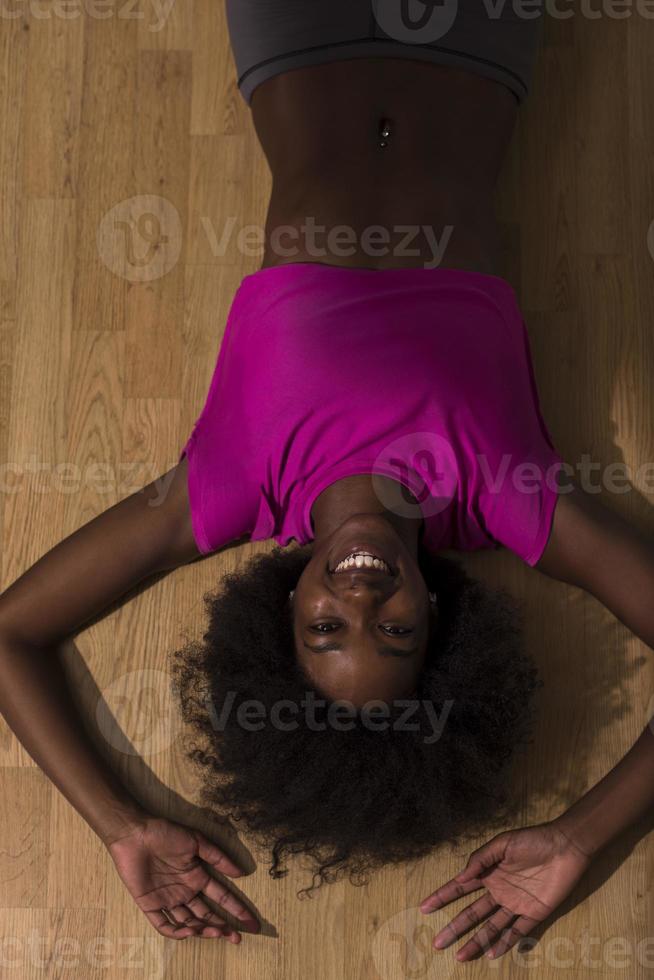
xmin=419 ymin=820 xmax=592 ymax=961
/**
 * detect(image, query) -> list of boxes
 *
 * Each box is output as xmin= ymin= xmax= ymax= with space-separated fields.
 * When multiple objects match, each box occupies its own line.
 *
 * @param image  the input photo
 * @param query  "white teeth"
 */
xmin=333 ymin=551 xmax=391 ymax=574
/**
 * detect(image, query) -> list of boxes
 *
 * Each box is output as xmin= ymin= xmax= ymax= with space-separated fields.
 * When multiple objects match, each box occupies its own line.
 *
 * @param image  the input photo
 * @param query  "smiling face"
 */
xmin=291 ymin=513 xmax=435 ymax=707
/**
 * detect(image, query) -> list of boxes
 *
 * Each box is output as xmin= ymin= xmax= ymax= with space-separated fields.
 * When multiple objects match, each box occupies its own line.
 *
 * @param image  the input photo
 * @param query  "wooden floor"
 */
xmin=1 ymin=3 xmax=653 ymax=978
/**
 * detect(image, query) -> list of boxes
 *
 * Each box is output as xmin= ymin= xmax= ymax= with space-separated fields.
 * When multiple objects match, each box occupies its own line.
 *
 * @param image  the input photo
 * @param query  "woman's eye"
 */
xmin=310 ymin=624 xmax=412 ymax=635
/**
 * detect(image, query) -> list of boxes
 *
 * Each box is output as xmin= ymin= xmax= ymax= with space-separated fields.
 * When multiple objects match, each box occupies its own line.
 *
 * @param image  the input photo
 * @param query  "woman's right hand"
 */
xmin=104 ymin=814 xmax=261 ymax=941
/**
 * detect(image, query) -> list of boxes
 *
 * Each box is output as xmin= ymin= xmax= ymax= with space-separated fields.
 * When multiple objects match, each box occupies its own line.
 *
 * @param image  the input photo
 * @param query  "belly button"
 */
xmin=378 ymin=117 xmax=392 ymax=149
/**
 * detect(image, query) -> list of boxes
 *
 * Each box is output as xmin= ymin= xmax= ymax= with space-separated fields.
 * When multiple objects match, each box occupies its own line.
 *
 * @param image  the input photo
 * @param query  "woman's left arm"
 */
xmin=532 ymin=479 xmax=654 ymax=856
xmin=419 ymin=481 xmax=654 ymax=961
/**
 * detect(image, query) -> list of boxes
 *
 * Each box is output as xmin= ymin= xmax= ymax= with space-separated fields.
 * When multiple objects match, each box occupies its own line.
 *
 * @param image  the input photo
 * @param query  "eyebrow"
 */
xmin=302 ymin=640 xmax=420 ymax=658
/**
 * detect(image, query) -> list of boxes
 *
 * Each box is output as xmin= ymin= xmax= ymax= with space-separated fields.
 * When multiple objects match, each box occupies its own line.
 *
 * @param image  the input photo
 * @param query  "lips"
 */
xmin=334 ymin=564 xmax=394 ymax=580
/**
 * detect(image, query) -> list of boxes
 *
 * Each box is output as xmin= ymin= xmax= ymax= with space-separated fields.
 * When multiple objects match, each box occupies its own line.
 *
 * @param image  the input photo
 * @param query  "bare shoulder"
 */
xmin=535 ymin=475 xmax=654 ymax=649
xmin=154 ymin=454 xmax=204 ymax=567
xmin=536 ymin=482 xmax=600 ymax=572
xmin=536 ymin=478 xmax=653 ymax=595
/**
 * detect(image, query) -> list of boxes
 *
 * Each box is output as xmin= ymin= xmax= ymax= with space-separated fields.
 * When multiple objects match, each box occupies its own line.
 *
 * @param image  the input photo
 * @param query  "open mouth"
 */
xmin=331 ymin=551 xmax=395 ymax=575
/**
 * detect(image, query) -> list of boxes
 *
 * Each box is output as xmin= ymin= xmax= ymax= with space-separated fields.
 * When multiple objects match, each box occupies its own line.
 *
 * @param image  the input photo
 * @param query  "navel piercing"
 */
xmin=378 ymin=117 xmax=392 ymax=149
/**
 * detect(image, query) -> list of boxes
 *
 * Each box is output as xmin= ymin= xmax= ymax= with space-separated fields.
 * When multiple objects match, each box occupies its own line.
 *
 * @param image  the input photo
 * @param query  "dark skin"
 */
xmin=0 ymin=55 xmax=653 ymax=958
xmin=250 ymin=58 xmax=518 ymax=275
xmin=252 ymin=59 xmax=519 ymax=701
xmin=292 ymin=474 xmax=432 ymax=706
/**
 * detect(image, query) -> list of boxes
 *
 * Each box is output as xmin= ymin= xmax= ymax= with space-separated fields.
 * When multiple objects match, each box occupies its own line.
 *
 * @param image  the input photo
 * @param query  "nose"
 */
xmin=333 ymin=571 xmax=395 ymax=599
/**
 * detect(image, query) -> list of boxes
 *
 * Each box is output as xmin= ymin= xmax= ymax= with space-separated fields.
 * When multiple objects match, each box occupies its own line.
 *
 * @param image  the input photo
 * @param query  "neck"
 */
xmin=309 ymin=474 xmax=424 ymax=554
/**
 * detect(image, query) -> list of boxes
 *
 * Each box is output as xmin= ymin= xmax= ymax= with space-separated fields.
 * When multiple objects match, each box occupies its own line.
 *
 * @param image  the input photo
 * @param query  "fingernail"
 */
xmin=433 ymin=937 xmax=446 ymax=949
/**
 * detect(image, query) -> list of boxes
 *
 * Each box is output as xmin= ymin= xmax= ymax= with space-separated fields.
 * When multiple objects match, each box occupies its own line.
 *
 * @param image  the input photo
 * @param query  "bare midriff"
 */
xmin=250 ymin=58 xmax=519 ymax=275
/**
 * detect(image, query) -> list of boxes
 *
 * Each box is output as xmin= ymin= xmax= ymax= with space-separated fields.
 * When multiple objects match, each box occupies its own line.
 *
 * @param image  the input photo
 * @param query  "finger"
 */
xmin=165 ymin=903 xmax=207 ymax=929
xmin=203 ymin=877 xmax=260 ymax=933
xmin=193 ymin=830 xmax=243 ymax=878
xmin=455 ymin=834 xmax=509 ymax=883
xmin=454 ymin=907 xmax=518 ymax=962
xmin=145 ymin=909 xmax=197 ymax=940
xmin=185 ymin=896 xmax=229 ymax=937
xmin=165 ymin=903 xmax=241 ymax=941
xmin=432 ymin=893 xmax=498 ymax=949
xmin=162 ymin=903 xmax=193 ymax=924
xmin=485 ymin=915 xmax=538 ymax=960
xmin=184 ymin=895 xmax=242 ymax=942
xmin=420 ymin=875 xmax=485 ymax=913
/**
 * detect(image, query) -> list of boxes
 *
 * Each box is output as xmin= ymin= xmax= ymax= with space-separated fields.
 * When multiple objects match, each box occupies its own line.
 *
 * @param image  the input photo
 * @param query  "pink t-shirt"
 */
xmin=178 ymin=263 xmax=563 ymax=565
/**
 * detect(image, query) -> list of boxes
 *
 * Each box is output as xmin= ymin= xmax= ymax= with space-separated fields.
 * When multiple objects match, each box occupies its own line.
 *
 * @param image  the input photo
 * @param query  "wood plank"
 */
xmin=0 ymin=6 xmax=652 ymax=978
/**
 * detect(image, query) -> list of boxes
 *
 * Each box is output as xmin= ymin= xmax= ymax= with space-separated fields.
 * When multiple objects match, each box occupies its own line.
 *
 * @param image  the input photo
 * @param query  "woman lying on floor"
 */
xmin=1 ymin=0 xmax=653 ymax=963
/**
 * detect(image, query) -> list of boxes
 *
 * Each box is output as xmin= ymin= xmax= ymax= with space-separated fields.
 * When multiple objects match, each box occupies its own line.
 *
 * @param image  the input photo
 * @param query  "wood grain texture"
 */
xmin=0 ymin=3 xmax=653 ymax=978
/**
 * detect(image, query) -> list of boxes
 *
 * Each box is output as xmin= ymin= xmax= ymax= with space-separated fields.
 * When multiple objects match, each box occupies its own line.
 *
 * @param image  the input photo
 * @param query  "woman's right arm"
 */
xmin=0 ymin=461 xmax=261 ymax=941
xmin=0 ymin=458 xmax=203 ymax=844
